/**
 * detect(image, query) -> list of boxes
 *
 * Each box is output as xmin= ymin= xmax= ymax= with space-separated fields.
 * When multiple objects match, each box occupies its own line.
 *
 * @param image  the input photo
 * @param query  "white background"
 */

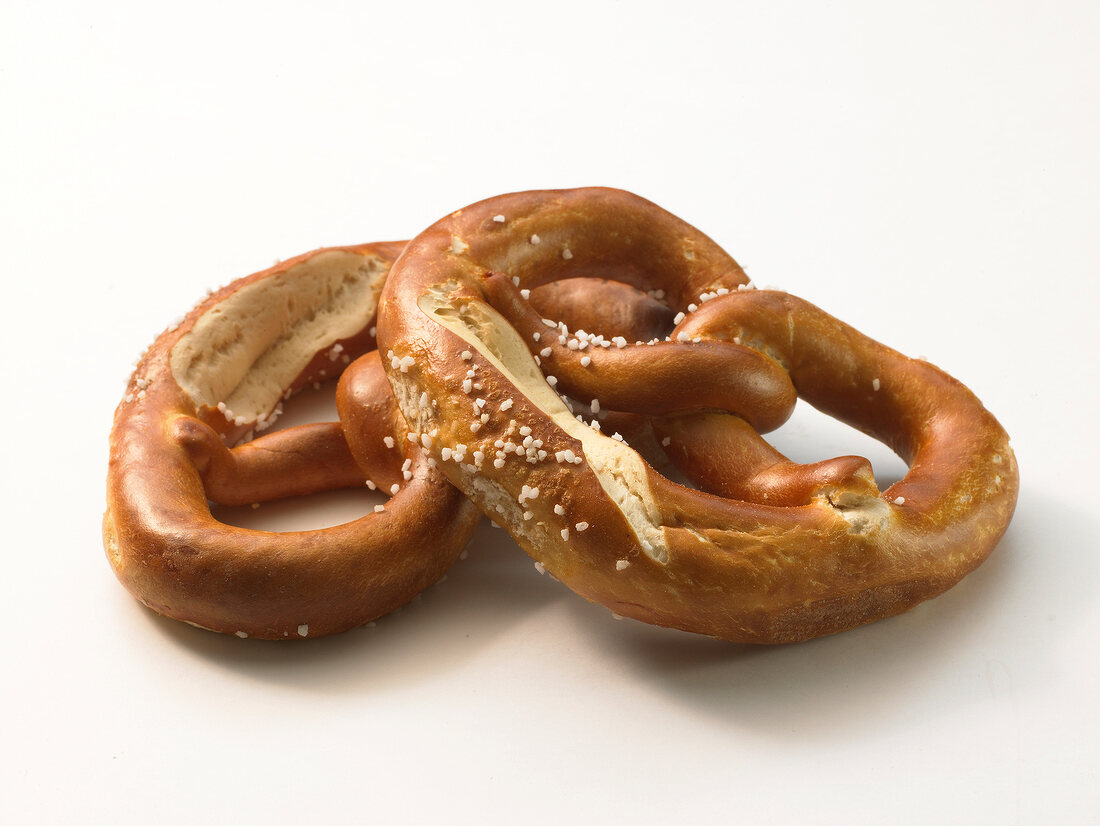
xmin=3 ymin=2 xmax=1098 ymax=824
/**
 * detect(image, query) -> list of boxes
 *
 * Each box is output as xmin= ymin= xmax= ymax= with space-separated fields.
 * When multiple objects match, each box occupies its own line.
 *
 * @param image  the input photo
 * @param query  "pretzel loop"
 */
xmin=104 ymin=243 xmax=480 ymax=640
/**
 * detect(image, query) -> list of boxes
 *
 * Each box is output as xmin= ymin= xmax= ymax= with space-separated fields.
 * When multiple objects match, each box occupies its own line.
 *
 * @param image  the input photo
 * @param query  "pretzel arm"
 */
xmin=175 ymin=418 xmax=367 ymax=506
xmin=527 ymin=278 xmax=674 ymax=342
xmin=653 ymin=411 xmax=877 ymax=506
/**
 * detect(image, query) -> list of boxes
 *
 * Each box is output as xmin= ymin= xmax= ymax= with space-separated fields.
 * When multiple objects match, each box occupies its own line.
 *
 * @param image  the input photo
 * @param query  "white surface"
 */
xmin=3 ymin=2 xmax=1098 ymax=824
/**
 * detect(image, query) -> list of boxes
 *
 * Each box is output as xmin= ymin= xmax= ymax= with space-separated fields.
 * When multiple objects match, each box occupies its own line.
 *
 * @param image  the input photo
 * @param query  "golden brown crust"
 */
xmin=104 ymin=243 xmax=480 ymax=639
xmin=527 ymin=278 xmax=674 ymax=343
xmin=376 ymin=187 xmax=1019 ymax=643
xmin=481 ymin=274 xmax=796 ymax=431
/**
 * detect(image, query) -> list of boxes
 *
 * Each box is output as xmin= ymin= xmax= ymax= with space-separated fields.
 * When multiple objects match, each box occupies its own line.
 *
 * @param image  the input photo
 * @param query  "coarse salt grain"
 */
xmin=615 ymin=559 xmax=630 ymax=571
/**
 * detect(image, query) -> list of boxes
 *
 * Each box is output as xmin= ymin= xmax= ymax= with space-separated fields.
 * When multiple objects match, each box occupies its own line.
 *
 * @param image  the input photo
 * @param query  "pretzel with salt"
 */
xmin=104 ymin=243 xmax=480 ymax=640
xmin=375 ymin=187 xmax=1018 ymax=643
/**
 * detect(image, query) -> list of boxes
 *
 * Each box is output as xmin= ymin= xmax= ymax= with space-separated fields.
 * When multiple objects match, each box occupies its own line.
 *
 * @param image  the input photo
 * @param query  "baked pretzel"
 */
xmin=104 ymin=243 xmax=480 ymax=640
xmin=375 ymin=187 xmax=1019 ymax=643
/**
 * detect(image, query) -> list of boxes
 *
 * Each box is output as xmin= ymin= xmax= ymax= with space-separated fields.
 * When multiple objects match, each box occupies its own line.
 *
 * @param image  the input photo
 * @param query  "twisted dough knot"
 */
xmin=377 ymin=187 xmax=1019 ymax=643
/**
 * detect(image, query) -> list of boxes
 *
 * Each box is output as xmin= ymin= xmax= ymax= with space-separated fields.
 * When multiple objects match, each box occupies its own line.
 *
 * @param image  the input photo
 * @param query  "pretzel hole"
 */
xmin=765 ymin=400 xmax=908 ymax=489
xmin=200 ymin=376 xmax=411 ymax=525
xmin=653 ymin=399 xmax=908 ymax=510
xmin=211 ymin=486 xmax=389 ymax=531
xmin=198 ymin=372 xmax=410 ymax=526
xmin=255 ymin=377 xmax=339 ymax=433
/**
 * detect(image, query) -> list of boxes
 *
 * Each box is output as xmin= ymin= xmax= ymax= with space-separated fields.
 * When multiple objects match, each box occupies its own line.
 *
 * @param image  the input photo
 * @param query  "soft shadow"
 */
xmin=146 ymin=484 xmax=1086 ymax=725
xmin=567 ymin=485 xmax=1082 ymax=740
xmin=146 ymin=519 xmax=567 ymax=695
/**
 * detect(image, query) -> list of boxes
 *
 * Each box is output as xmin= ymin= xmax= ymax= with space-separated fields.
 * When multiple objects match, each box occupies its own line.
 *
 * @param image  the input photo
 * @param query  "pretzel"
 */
xmin=375 ymin=187 xmax=1018 ymax=643
xmin=104 ymin=243 xmax=480 ymax=640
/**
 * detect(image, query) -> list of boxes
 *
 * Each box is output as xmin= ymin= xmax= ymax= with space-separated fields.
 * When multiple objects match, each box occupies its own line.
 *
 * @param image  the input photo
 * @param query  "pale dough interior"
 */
xmin=171 ymin=250 xmax=387 ymax=422
xmin=418 ymin=286 xmax=669 ymax=563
